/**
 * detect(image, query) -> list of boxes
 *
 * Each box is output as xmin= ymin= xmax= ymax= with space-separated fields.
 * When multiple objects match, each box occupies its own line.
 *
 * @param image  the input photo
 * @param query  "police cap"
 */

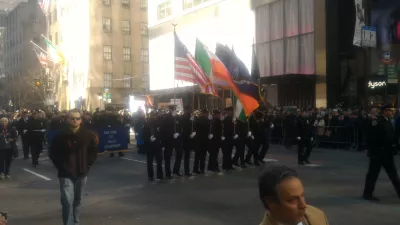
xmin=381 ymin=104 xmax=394 ymax=111
xmin=200 ymin=108 xmax=209 ymax=114
xmin=212 ymin=109 xmax=221 ymax=115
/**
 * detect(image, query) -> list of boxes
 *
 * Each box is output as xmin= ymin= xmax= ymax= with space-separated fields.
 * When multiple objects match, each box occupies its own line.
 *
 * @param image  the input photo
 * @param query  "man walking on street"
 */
xmin=50 ymin=109 xmax=99 ymax=225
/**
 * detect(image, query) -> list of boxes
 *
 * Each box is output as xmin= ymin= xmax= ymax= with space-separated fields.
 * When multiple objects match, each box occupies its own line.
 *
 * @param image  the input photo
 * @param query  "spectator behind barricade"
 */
xmin=258 ymin=165 xmax=329 ymax=225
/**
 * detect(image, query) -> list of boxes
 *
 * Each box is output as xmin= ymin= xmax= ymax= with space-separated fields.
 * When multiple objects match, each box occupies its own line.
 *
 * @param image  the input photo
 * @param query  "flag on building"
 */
xmin=234 ymin=100 xmax=247 ymax=122
xmin=145 ymin=95 xmax=154 ymax=107
xmin=251 ymin=46 xmax=260 ymax=83
xmin=32 ymin=42 xmax=51 ymax=68
xmin=43 ymin=36 xmax=65 ymax=64
xmin=38 ymin=0 xmax=50 ymax=15
xmin=195 ymin=39 xmax=259 ymax=116
xmin=174 ymin=33 xmax=216 ymax=96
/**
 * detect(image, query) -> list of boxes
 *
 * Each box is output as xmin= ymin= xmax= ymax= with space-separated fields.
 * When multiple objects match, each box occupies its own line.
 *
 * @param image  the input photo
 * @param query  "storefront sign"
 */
xmin=382 ymin=51 xmax=393 ymax=64
xmin=377 ymin=64 xmax=385 ymax=76
xmin=387 ymin=64 xmax=399 ymax=84
xmin=368 ymin=81 xmax=386 ymax=89
xmin=361 ymin=26 xmax=377 ymax=47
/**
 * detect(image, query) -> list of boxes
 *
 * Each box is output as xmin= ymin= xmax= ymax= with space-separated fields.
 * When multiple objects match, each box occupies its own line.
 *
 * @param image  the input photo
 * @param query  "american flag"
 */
xmin=38 ymin=0 xmax=50 ymax=15
xmin=174 ymin=32 xmax=216 ymax=96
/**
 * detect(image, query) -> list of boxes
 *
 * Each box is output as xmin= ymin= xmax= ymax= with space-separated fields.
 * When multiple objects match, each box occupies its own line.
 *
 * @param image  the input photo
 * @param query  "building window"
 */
xmin=141 ymin=48 xmax=149 ymax=62
xmin=140 ymin=0 xmax=147 ymax=10
xmin=141 ymin=23 xmax=148 ymax=36
xmin=123 ymin=47 xmax=131 ymax=61
xmin=157 ymin=1 xmax=172 ymax=20
xmin=102 ymin=17 xmax=111 ymax=32
xmin=255 ymin=0 xmax=314 ymax=77
xmin=121 ymin=0 xmax=130 ymax=8
xmin=104 ymin=73 xmax=113 ymax=88
xmin=122 ymin=20 xmax=130 ymax=33
xmin=103 ymin=0 xmax=111 ymax=6
xmin=54 ymin=9 xmax=57 ymax=22
xmin=123 ymin=74 xmax=131 ymax=88
xmin=103 ymin=45 xmax=112 ymax=60
xmin=55 ymin=32 xmax=58 ymax=45
xmin=183 ymin=0 xmax=211 ymax=10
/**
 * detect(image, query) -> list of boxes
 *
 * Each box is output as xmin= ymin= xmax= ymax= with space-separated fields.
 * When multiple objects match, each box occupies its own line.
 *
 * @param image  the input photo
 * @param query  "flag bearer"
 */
xmin=208 ymin=109 xmax=223 ymax=172
xmin=222 ymin=107 xmax=235 ymax=170
xmin=193 ymin=109 xmax=210 ymax=174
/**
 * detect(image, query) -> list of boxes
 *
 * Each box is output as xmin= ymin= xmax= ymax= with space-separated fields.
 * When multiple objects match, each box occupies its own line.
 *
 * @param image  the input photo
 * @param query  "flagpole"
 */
xmin=30 ymin=41 xmax=48 ymax=54
xmin=173 ymin=23 xmax=177 ymax=133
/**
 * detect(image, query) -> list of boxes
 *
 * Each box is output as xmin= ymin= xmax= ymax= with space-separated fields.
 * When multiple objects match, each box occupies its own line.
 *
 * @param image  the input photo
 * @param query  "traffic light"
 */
xmin=36 ymin=81 xmax=41 ymax=86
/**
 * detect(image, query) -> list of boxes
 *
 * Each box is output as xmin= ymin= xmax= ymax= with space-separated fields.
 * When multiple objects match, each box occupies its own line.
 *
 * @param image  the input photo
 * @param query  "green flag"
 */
xmin=195 ymin=38 xmax=212 ymax=77
xmin=234 ymin=100 xmax=247 ymax=122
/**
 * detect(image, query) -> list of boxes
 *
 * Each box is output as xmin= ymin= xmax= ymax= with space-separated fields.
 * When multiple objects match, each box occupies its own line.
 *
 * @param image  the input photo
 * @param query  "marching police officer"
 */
xmin=222 ymin=107 xmax=234 ymax=170
xmin=363 ymin=104 xmax=400 ymax=201
xmin=176 ymin=106 xmax=195 ymax=176
xmin=208 ymin=109 xmax=223 ymax=172
xmin=193 ymin=109 xmax=209 ymax=174
xmin=26 ymin=109 xmax=46 ymax=167
xmin=143 ymin=111 xmax=163 ymax=181
xmin=160 ymin=105 xmax=178 ymax=179
xmin=296 ymin=109 xmax=313 ymax=165
xmin=17 ymin=111 xmax=30 ymax=159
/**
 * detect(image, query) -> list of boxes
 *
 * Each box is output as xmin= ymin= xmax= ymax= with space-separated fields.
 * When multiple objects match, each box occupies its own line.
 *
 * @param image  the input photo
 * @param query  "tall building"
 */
xmin=48 ymin=0 xmax=149 ymax=110
xmin=2 ymin=0 xmax=46 ymax=110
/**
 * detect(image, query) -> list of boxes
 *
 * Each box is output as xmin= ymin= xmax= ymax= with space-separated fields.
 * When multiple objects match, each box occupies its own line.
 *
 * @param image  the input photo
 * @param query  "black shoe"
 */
xmin=185 ymin=173 xmax=192 ymax=177
xmin=110 ymin=153 xmax=115 ymax=158
xmin=305 ymin=160 xmax=311 ymax=164
xmin=166 ymin=175 xmax=172 ymax=180
xmin=199 ymin=170 xmax=205 ymax=174
xmin=156 ymin=176 xmax=164 ymax=180
xmin=254 ymin=162 xmax=260 ymax=166
xmin=174 ymin=172 xmax=183 ymax=177
xmin=246 ymin=161 xmax=253 ymax=165
xmin=241 ymin=164 xmax=247 ymax=169
xmin=193 ymin=170 xmax=201 ymax=175
xmin=118 ymin=153 xmax=125 ymax=157
xmin=148 ymin=177 xmax=155 ymax=182
xmin=363 ymin=195 xmax=380 ymax=201
xmin=298 ymin=161 xmax=306 ymax=165
xmin=259 ymin=160 xmax=265 ymax=164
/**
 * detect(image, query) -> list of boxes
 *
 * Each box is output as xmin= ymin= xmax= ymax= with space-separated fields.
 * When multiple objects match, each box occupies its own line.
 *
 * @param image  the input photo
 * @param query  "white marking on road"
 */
xmin=22 ymin=168 xmax=52 ymax=181
xmin=38 ymin=157 xmax=49 ymax=162
xmin=264 ymin=159 xmax=278 ymax=162
xmin=304 ymin=164 xmax=321 ymax=167
xmin=121 ymin=157 xmax=147 ymax=164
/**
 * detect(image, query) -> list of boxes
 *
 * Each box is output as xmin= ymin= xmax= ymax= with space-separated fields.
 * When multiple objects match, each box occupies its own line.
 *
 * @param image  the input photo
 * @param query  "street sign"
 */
xmin=387 ymin=64 xmax=398 ymax=84
xmin=382 ymin=51 xmax=393 ymax=64
xmin=377 ymin=64 xmax=385 ymax=76
xmin=361 ymin=26 xmax=377 ymax=48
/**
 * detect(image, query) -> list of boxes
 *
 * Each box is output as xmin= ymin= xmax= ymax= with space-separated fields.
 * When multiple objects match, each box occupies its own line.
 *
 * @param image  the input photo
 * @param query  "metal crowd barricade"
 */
xmin=314 ymin=125 xmax=359 ymax=151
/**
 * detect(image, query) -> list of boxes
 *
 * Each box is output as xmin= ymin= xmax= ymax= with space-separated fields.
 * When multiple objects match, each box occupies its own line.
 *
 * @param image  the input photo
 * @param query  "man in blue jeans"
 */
xmin=50 ymin=109 xmax=99 ymax=225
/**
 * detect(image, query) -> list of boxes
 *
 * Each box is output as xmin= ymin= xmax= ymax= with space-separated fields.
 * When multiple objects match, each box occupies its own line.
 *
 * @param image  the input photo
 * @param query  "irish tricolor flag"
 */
xmin=234 ymin=100 xmax=247 ymax=122
xmin=195 ymin=39 xmax=259 ymax=116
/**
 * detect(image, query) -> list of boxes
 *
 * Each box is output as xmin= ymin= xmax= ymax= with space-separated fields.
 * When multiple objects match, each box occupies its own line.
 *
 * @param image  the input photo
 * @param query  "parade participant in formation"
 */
xmin=143 ymin=110 xmax=163 ymax=181
xmin=133 ymin=108 xmax=146 ymax=154
xmin=193 ymin=108 xmax=210 ymax=174
xmin=363 ymin=104 xmax=400 ymax=201
xmin=222 ymin=107 xmax=235 ymax=171
xmin=232 ymin=116 xmax=247 ymax=168
xmin=160 ymin=105 xmax=180 ymax=179
xmin=26 ymin=109 xmax=46 ymax=167
xmin=246 ymin=110 xmax=264 ymax=166
xmin=258 ymin=165 xmax=330 ymax=225
xmin=259 ymin=107 xmax=273 ymax=161
xmin=17 ymin=110 xmax=30 ymax=159
xmin=176 ymin=105 xmax=195 ymax=176
xmin=49 ymin=109 xmax=99 ymax=225
xmin=0 ymin=117 xmax=17 ymax=180
xmin=296 ymin=109 xmax=314 ymax=165
xmin=208 ymin=109 xmax=223 ymax=172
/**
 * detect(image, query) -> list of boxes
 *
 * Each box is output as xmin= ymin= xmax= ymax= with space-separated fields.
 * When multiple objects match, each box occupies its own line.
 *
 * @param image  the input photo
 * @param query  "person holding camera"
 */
xmin=0 ymin=117 xmax=17 ymax=180
xmin=0 ymin=213 xmax=7 ymax=225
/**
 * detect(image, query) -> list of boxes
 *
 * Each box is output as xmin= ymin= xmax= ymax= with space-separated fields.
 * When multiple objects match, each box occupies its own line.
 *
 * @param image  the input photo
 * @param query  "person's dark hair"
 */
xmin=258 ymin=165 xmax=299 ymax=210
xmin=68 ymin=108 xmax=81 ymax=117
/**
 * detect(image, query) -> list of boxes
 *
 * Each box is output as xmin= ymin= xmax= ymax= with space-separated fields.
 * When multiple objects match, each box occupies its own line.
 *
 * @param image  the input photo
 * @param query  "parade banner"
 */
xmin=353 ymin=0 xmax=365 ymax=46
xmin=46 ymin=126 xmax=129 ymax=153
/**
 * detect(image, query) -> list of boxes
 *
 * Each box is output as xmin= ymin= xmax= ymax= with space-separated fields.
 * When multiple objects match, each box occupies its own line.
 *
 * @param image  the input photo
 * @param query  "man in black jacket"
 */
xmin=363 ymin=105 xmax=400 ymax=201
xmin=297 ymin=109 xmax=313 ymax=165
xmin=49 ymin=109 xmax=98 ymax=225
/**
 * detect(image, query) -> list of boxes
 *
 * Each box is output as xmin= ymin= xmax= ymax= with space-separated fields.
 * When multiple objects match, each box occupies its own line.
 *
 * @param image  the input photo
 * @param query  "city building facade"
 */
xmin=49 ymin=0 xmax=149 ymax=110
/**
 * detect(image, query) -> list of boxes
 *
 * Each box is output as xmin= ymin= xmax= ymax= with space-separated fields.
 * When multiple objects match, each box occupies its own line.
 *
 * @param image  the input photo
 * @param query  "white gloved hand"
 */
xmin=251 ymin=135 xmax=255 ymax=140
xmin=190 ymin=132 xmax=196 ymax=138
xmin=23 ymin=130 xmax=27 ymax=134
xmin=150 ymin=136 xmax=156 ymax=142
xmin=297 ymin=137 xmax=301 ymax=140
xmin=174 ymin=133 xmax=179 ymax=139
xmin=190 ymin=116 xmax=194 ymax=121
xmin=233 ymin=134 xmax=238 ymax=140
xmin=247 ymin=131 xmax=252 ymax=137
xmin=41 ymin=129 xmax=46 ymax=132
xmin=311 ymin=137 xmax=314 ymax=141
xmin=220 ymin=116 xmax=225 ymax=121
xmin=221 ymin=136 xmax=225 ymax=141
xmin=270 ymin=124 xmax=274 ymax=129
xmin=208 ymin=115 xmax=212 ymax=120
xmin=208 ymin=134 xmax=213 ymax=140
xmin=172 ymin=111 xmax=177 ymax=116
xmin=125 ymin=124 xmax=131 ymax=127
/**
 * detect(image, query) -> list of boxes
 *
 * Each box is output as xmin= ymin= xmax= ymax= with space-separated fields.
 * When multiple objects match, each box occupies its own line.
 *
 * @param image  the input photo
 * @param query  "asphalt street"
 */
xmin=1 ymin=144 xmax=400 ymax=225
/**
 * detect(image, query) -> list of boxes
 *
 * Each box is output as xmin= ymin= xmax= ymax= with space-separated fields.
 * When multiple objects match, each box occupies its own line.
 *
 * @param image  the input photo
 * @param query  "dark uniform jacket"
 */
xmin=49 ymin=127 xmax=99 ymax=179
xmin=179 ymin=113 xmax=193 ymax=139
xmin=297 ymin=116 xmax=313 ymax=139
xmin=17 ymin=117 xmax=29 ymax=137
xmin=195 ymin=116 xmax=210 ymax=141
xmin=211 ymin=118 xmax=223 ymax=140
xmin=142 ymin=118 xmax=161 ymax=147
xmin=369 ymin=116 xmax=395 ymax=157
xmin=26 ymin=118 xmax=46 ymax=144
xmin=223 ymin=116 xmax=234 ymax=140
xmin=160 ymin=113 xmax=175 ymax=146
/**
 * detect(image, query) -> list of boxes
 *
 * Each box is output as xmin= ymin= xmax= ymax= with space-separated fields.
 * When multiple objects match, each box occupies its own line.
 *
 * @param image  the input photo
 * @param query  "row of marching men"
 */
xmin=142 ymin=105 xmax=273 ymax=181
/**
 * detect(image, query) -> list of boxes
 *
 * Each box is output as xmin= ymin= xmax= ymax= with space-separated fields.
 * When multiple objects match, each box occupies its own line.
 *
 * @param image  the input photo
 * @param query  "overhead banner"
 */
xmin=353 ymin=0 xmax=366 ymax=46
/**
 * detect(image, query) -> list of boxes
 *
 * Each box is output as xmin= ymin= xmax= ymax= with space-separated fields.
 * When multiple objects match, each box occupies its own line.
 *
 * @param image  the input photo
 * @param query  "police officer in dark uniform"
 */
xmin=222 ymin=107 xmax=234 ymax=170
xmin=175 ymin=106 xmax=195 ymax=176
xmin=363 ymin=104 xmax=400 ymax=201
xmin=232 ymin=114 xmax=247 ymax=168
xmin=160 ymin=105 xmax=178 ymax=179
xmin=26 ymin=109 xmax=46 ymax=167
xmin=246 ymin=111 xmax=264 ymax=166
xmin=193 ymin=109 xmax=210 ymax=174
xmin=208 ymin=109 xmax=223 ymax=172
xmin=296 ymin=109 xmax=313 ymax=165
xmin=143 ymin=111 xmax=163 ymax=181
xmin=17 ymin=110 xmax=30 ymax=159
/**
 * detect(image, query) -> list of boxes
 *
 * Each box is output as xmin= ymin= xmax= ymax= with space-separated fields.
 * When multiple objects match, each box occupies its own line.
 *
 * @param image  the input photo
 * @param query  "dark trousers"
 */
xmin=246 ymin=138 xmax=261 ymax=163
xmin=0 ymin=149 xmax=13 ymax=175
xmin=173 ymin=141 xmax=183 ymax=174
xmin=222 ymin=139 xmax=233 ymax=170
xmin=179 ymin=138 xmax=192 ymax=174
xmin=363 ymin=155 xmax=400 ymax=197
xmin=21 ymin=136 xmax=30 ymax=158
xmin=30 ymin=142 xmax=42 ymax=166
xmin=146 ymin=143 xmax=163 ymax=179
xmin=298 ymin=138 xmax=312 ymax=163
xmin=193 ymin=139 xmax=207 ymax=172
xmin=208 ymin=140 xmax=221 ymax=171
xmin=258 ymin=138 xmax=270 ymax=160
xmin=232 ymin=139 xmax=245 ymax=166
